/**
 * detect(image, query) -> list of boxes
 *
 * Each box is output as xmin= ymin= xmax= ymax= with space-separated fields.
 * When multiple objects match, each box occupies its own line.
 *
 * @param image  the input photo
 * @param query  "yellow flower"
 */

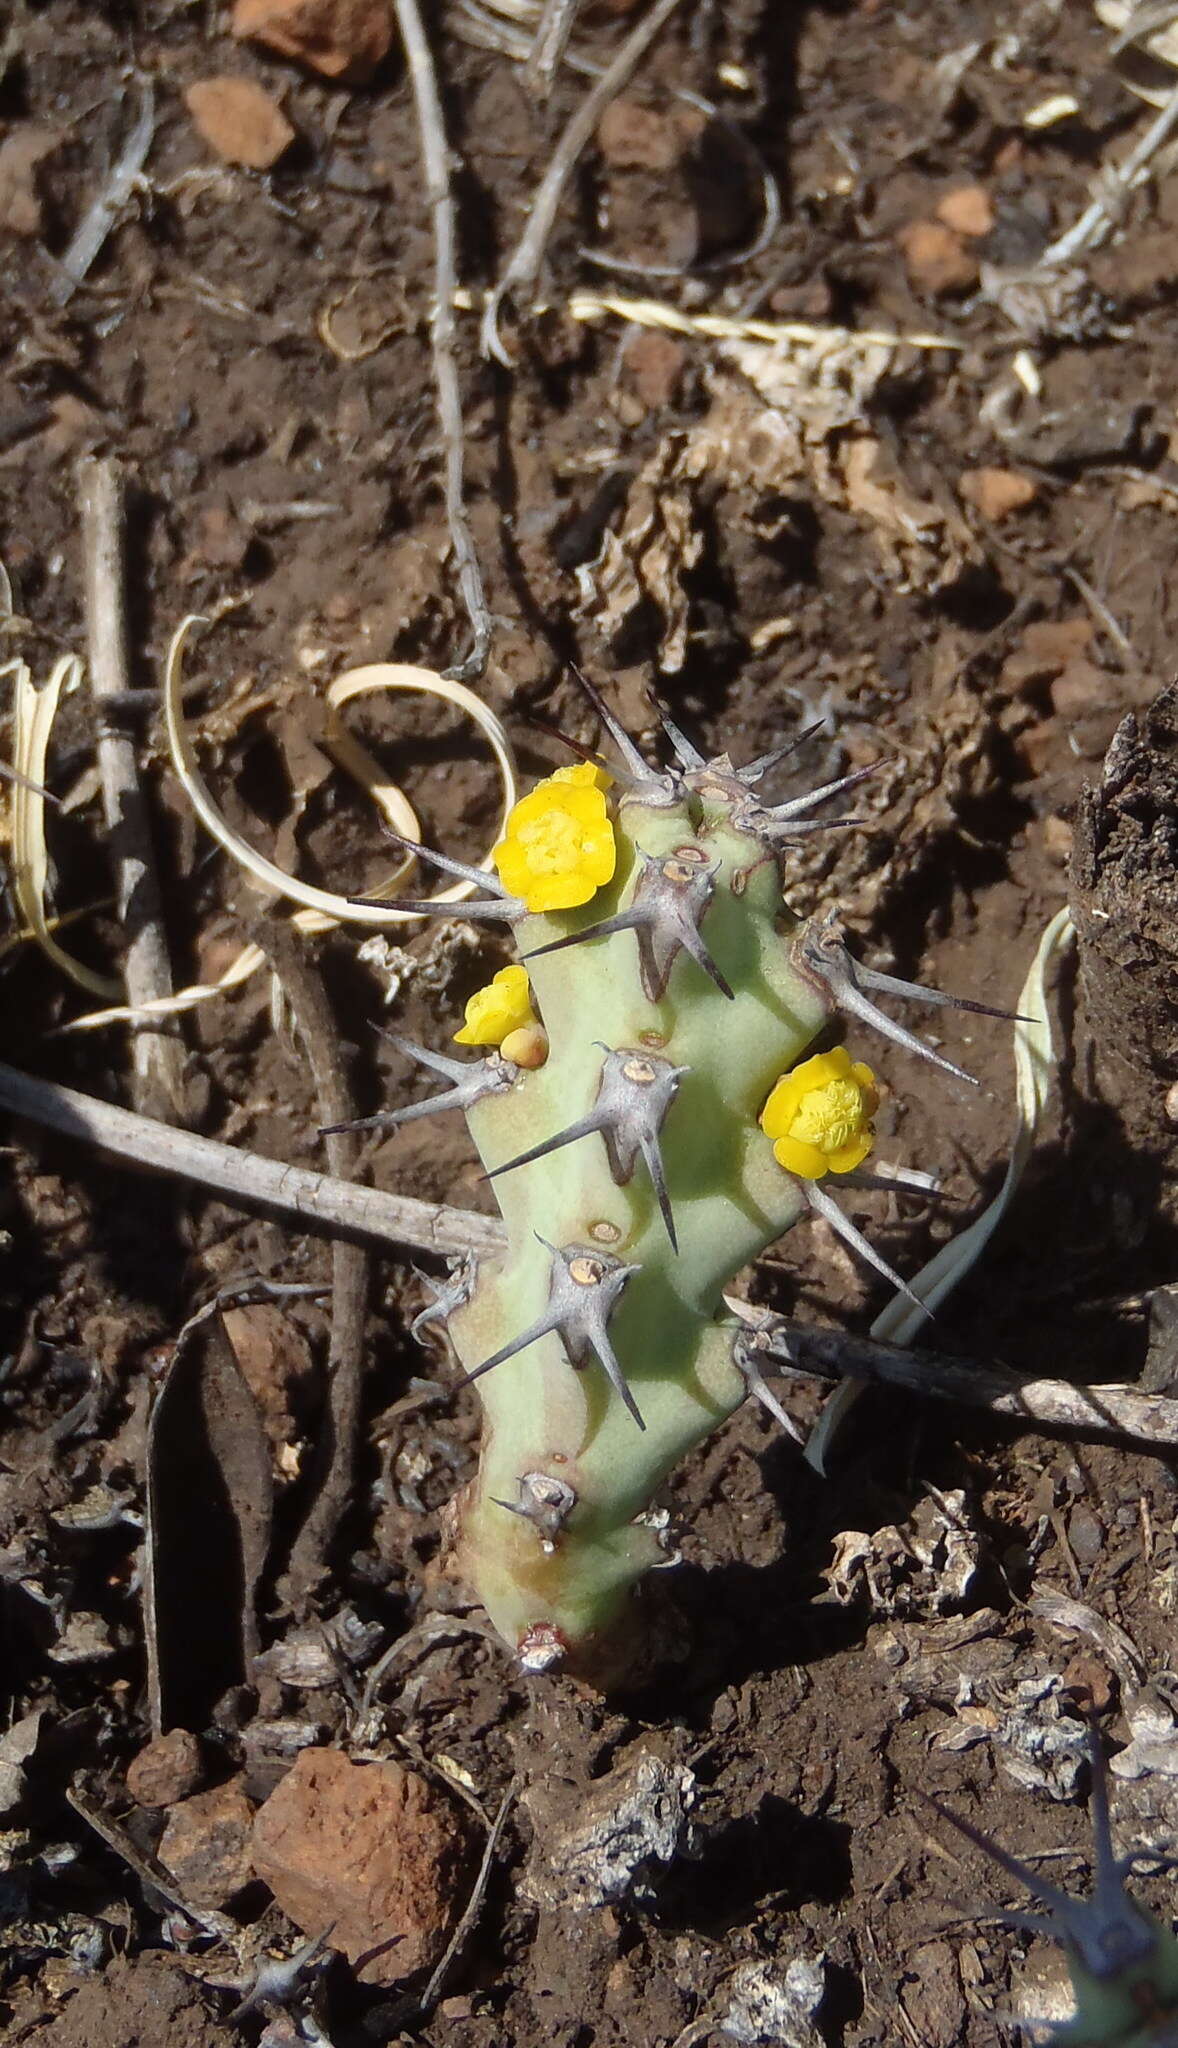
xmin=454 ymin=964 xmax=537 ymax=1048
xmin=760 ymin=1047 xmax=879 ymax=1180
xmin=492 ymin=766 xmax=617 ymax=914
xmin=552 ymin=762 xmax=614 ymax=792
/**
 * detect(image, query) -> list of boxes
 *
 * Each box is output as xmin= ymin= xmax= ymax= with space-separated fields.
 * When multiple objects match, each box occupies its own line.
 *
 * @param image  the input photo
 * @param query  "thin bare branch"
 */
xmin=747 ymin=1315 xmax=1178 ymax=1451
xmin=253 ymin=922 xmax=370 ymax=1610
xmin=392 ymin=0 xmax=493 ymax=681
xmin=80 ymin=455 xmax=185 ymax=1122
xmin=523 ymin=0 xmax=582 ymax=96
xmin=0 ymin=1058 xmax=506 ymax=1262
xmin=481 ymin=0 xmax=689 ymax=363
xmin=50 ymin=80 xmax=155 ymax=306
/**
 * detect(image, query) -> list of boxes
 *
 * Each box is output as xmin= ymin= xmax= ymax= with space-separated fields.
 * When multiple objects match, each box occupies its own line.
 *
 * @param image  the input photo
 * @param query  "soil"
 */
xmin=4 ymin=3 xmax=1178 ymax=2045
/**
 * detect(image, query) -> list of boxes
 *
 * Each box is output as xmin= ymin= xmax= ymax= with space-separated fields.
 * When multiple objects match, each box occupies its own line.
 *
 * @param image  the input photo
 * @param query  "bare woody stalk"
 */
xmin=392 ymin=0 xmax=493 ymax=681
xmin=79 ymin=455 xmax=185 ymax=1122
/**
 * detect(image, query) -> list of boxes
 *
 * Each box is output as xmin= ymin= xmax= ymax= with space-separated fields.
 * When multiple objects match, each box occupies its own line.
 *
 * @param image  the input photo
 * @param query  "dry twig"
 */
xmin=481 ymin=0 xmax=688 ymax=363
xmin=253 ymin=922 xmax=371 ymax=1610
xmin=0 ymin=1058 xmax=506 ymax=1261
xmin=80 ymin=455 xmax=184 ymax=1121
xmin=50 ymin=80 xmax=155 ymax=306
xmin=392 ymin=0 xmax=493 ymax=681
xmin=749 ymin=1316 xmax=1178 ymax=1451
xmin=523 ymin=0 xmax=582 ymax=96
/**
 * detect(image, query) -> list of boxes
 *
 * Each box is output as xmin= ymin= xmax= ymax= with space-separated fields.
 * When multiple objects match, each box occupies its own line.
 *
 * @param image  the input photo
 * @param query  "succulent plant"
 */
xmin=344 ymin=681 xmax=1005 ymax=1675
xmin=933 ymin=1732 xmax=1178 ymax=2046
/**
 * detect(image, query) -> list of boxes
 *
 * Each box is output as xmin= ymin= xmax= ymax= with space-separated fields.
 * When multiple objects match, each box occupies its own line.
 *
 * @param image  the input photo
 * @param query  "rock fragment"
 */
xmin=522 ymin=1748 xmax=696 ymax=1909
xmin=897 ymin=218 xmax=977 ymax=295
xmin=126 ymin=1729 xmax=206 ymax=1808
xmin=958 ymin=466 xmax=1038 ymax=520
xmin=250 ymin=1747 xmax=474 ymax=1984
xmin=934 ymin=183 xmax=995 ymax=239
xmin=232 ymin=0 xmax=393 ymax=82
xmin=184 ymin=77 xmax=296 ymax=170
xmin=0 ymin=126 xmax=60 ymax=238
xmin=158 ymin=1776 xmax=255 ymax=1907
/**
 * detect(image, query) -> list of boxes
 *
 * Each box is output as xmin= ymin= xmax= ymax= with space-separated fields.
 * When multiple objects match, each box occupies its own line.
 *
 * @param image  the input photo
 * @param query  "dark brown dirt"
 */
xmin=5 ymin=3 xmax=1178 ymax=2045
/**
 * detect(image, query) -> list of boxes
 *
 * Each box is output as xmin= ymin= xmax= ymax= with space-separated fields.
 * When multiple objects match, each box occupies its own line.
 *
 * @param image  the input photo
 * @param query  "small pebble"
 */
xmin=959 ymin=467 xmax=1039 ymax=521
xmin=126 ymin=1729 xmax=206 ymax=1808
xmin=184 ymin=77 xmax=295 ymax=170
xmin=232 ymin=0 xmax=392 ymax=82
xmin=896 ymin=219 xmax=977 ymax=295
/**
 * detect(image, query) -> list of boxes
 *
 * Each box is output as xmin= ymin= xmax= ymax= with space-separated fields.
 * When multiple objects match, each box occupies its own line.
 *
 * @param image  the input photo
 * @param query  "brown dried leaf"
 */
xmin=144 ymin=1312 xmax=274 ymax=1735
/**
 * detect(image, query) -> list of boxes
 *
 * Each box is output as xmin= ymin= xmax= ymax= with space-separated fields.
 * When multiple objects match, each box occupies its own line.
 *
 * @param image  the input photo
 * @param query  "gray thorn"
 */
xmin=802 ymin=1177 xmax=930 ymax=1317
xmin=410 ymin=1252 xmax=478 ymax=1339
xmin=348 ymin=830 xmax=525 ymax=922
xmin=801 ymin=913 xmax=979 ymax=1087
xmin=648 ymin=691 xmax=706 ymax=769
xmin=524 ymin=846 xmax=732 ymax=1001
xmin=487 ymin=1045 xmax=687 ymax=1248
xmin=467 ymin=1241 xmax=645 ymax=1429
xmin=492 ymin=1469 xmax=577 ymax=1552
xmin=732 ymin=1333 xmax=805 ymax=1444
xmin=761 ymin=760 xmax=881 ymax=822
xmin=321 ymin=1043 xmax=514 ymax=1138
xmin=734 ymin=719 xmax=826 ymax=786
xmin=570 ymin=666 xmax=675 ymax=792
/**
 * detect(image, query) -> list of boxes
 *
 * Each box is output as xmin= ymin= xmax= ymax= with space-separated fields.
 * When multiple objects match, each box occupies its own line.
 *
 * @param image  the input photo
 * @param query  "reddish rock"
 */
xmin=126 ymin=1729 xmax=206 ymax=1808
xmin=934 ymin=183 xmax=994 ymax=239
xmin=624 ymin=329 xmax=687 ymax=410
xmin=0 ymin=126 xmax=60 ymax=238
xmin=958 ymin=466 xmax=1038 ymax=521
xmin=250 ymin=1747 xmax=474 ymax=1983
xmin=999 ymin=617 xmax=1094 ymax=696
xmin=184 ymin=77 xmax=295 ymax=170
xmin=897 ymin=218 xmax=977 ymax=296
xmin=231 ymin=0 xmax=392 ymax=81
xmin=158 ymin=1777 xmax=255 ymax=1907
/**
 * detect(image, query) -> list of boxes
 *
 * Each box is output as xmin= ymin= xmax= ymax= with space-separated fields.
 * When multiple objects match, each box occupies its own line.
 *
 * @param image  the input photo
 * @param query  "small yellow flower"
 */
xmin=492 ymin=766 xmax=617 ymax=914
xmin=760 ymin=1047 xmax=879 ymax=1180
xmin=454 ymin=964 xmax=537 ymax=1048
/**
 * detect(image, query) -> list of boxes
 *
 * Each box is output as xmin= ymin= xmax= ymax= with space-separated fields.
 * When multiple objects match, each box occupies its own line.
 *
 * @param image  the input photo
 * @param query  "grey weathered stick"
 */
xmin=0 ymin=1058 xmax=506 ymax=1261
xmin=480 ymin=0 xmax=688 ymax=364
xmin=254 ymin=922 xmax=370 ymax=1608
xmin=751 ymin=1316 xmax=1178 ymax=1449
xmin=51 ymin=81 xmax=155 ymax=306
xmin=8 ymin=1057 xmax=1177 ymax=1453
xmin=392 ymin=0 xmax=493 ymax=683
xmin=80 ymin=455 xmax=185 ymax=1122
xmin=524 ymin=0 xmax=582 ymax=97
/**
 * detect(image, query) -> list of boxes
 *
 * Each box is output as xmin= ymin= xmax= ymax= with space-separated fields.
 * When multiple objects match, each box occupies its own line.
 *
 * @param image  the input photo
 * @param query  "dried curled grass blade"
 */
xmin=63 ymin=628 xmax=519 ymax=1033
xmin=805 ymin=905 xmax=1075 ymax=1473
xmin=567 ymin=290 xmax=961 ymax=354
xmin=8 ymin=654 xmax=122 ymax=1001
xmin=165 ymin=619 xmax=516 ymax=925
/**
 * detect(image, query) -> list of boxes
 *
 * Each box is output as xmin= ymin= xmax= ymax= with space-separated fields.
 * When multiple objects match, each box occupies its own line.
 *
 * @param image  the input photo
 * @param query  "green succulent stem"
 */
xmin=448 ymin=790 xmax=833 ymax=1666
